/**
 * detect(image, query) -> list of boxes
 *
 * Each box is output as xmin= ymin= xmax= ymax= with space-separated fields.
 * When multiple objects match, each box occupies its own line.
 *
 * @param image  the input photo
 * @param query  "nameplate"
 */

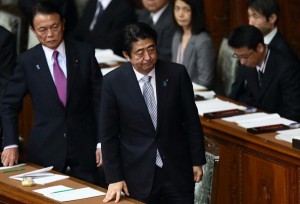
xmin=292 ymin=138 xmax=300 ymax=149
xmin=203 ymin=109 xmax=245 ymax=119
xmin=247 ymin=124 xmax=289 ymax=134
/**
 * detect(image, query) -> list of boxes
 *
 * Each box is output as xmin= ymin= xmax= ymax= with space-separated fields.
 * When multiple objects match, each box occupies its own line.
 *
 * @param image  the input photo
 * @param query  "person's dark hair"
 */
xmin=247 ymin=0 xmax=280 ymax=24
xmin=172 ymin=0 xmax=206 ymax=34
xmin=30 ymin=1 xmax=64 ymax=28
xmin=122 ymin=22 xmax=158 ymax=57
xmin=228 ymin=25 xmax=264 ymax=50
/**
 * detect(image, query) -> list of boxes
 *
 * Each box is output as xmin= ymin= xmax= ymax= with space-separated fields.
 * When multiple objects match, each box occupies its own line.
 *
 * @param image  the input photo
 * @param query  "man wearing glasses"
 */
xmin=228 ymin=25 xmax=300 ymax=122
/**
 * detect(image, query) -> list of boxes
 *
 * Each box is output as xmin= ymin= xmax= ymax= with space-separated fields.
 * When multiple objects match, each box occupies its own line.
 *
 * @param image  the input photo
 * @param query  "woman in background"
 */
xmin=172 ymin=0 xmax=216 ymax=89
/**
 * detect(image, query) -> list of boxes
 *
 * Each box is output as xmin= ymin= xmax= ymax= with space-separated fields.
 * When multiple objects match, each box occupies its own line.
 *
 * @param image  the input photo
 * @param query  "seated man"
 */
xmin=228 ymin=25 xmax=300 ymax=122
xmin=230 ymin=0 xmax=299 ymax=101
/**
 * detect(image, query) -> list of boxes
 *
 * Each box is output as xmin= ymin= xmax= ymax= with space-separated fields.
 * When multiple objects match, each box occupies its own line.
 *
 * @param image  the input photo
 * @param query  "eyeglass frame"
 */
xmin=232 ymin=50 xmax=254 ymax=60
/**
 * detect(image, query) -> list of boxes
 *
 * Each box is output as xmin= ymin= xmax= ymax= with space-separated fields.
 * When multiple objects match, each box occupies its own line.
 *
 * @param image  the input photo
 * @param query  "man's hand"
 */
xmin=1 ymin=147 xmax=19 ymax=166
xmin=103 ymin=181 xmax=129 ymax=203
xmin=193 ymin=166 xmax=203 ymax=183
xmin=96 ymin=148 xmax=102 ymax=167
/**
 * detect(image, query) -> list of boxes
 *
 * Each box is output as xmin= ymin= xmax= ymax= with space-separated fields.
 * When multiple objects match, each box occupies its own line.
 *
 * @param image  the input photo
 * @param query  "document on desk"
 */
xmin=194 ymin=90 xmax=215 ymax=100
xmin=34 ymin=185 xmax=73 ymax=195
xmin=192 ymin=82 xmax=207 ymax=91
xmin=0 ymin=163 xmax=26 ymax=170
xmin=10 ymin=166 xmax=69 ymax=184
xmin=196 ymin=98 xmax=247 ymax=116
xmin=95 ymin=49 xmax=127 ymax=65
xmin=222 ymin=113 xmax=296 ymax=128
xmin=275 ymin=128 xmax=300 ymax=143
xmin=44 ymin=187 xmax=105 ymax=202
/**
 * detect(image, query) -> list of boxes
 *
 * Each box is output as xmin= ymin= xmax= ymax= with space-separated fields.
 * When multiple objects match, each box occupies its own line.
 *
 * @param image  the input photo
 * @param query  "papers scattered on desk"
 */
xmin=43 ymin=187 xmax=105 ymax=202
xmin=10 ymin=166 xmax=69 ymax=185
xmin=34 ymin=185 xmax=73 ymax=195
xmin=95 ymin=49 xmax=127 ymax=65
xmin=222 ymin=113 xmax=296 ymax=128
xmin=275 ymin=128 xmax=300 ymax=143
xmin=194 ymin=91 xmax=215 ymax=100
xmin=0 ymin=163 xmax=26 ymax=170
xmin=101 ymin=67 xmax=117 ymax=76
xmin=192 ymin=82 xmax=207 ymax=91
xmin=196 ymin=98 xmax=247 ymax=116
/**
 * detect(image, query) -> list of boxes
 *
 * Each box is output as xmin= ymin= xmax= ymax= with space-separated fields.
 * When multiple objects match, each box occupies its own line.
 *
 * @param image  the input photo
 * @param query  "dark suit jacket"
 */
xmin=70 ymin=0 xmax=136 ymax=56
xmin=230 ymin=31 xmax=299 ymax=101
xmin=138 ymin=4 xmax=175 ymax=61
xmin=238 ymin=48 xmax=300 ymax=121
xmin=1 ymin=39 xmax=102 ymax=171
xmin=0 ymin=26 xmax=16 ymax=122
xmin=101 ymin=60 xmax=206 ymax=200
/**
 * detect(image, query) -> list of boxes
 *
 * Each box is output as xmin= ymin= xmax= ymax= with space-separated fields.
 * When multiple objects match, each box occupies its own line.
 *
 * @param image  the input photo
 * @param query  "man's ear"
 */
xmin=122 ymin=51 xmax=130 ymax=61
xmin=257 ymin=43 xmax=265 ymax=53
xmin=269 ymin=14 xmax=277 ymax=25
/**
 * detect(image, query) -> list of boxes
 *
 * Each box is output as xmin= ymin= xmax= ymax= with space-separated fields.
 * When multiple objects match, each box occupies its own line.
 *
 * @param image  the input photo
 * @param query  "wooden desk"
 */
xmin=202 ymin=98 xmax=300 ymax=204
xmin=0 ymin=164 xmax=142 ymax=204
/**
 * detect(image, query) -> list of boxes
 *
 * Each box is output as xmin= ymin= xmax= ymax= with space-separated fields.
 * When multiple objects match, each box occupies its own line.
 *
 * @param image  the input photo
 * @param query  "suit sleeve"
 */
xmin=180 ymin=67 xmax=206 ymax=166
xmin=100 ymin=76 xmax=124 ymax=183
xmin=1 ymin=59 xmax=27 ymax=147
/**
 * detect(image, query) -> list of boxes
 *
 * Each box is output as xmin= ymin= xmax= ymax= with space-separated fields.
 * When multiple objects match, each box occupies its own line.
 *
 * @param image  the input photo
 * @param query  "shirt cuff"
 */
xmin=4 ymin=144 xmax=18 ymax=149
xmin=96 ymin=143 xmax=101 ymax=149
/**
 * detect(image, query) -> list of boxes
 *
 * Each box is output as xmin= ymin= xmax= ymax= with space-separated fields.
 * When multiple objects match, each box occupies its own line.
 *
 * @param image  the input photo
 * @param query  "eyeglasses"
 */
xmin=232 ymin=50 xmax=254 ymax=60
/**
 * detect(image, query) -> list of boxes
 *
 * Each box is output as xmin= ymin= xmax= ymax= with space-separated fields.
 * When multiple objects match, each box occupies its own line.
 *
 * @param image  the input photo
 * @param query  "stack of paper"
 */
xmin=275 ymin=128 xmax=300 ymax=143
xmin=95 ymin=49 xmax=127 ymax=65
xmin=192 ymin=82 xmax=207 ymax=91
xmin=10 ymin=166 xmax=69 ymax=185
xmin=196 ymin=98 xmax=247 ymax=116
xmin=222 ymin=112 xmax=296 ymax=128
xmin=34 ymin=185 xmax=105 ymax=202
xmin=194 ymin=90 xmax=215 ymax=100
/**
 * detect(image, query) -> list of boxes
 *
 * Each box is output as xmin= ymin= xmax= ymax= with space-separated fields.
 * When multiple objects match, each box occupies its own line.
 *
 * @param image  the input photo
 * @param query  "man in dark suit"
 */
xmin=69 ymin=0 xmax=136 ymax=57
xmin=101 ymin=22 xmax=206 ymax=203
xmin=228 ymin=25 xmax=300 ymax=122
xmin=0 ymin=26 xmax=17 ymax=151
xmin=230 ymin=0 xmax=299 ymax=101
xmin=137 ymin=0 xmax=175 ymax=61
xmin=0 ymin=2 xmax=102 ymax=184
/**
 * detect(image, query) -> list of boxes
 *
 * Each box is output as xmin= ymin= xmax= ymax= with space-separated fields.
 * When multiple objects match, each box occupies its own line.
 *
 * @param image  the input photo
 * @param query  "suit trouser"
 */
xmin=146 ymin=166 xmax=194 ymax=204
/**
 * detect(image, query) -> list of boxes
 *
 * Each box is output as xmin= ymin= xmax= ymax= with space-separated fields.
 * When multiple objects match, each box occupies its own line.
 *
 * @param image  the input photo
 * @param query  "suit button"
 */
xmin=63 ymin=133 xmax=66 ymax=138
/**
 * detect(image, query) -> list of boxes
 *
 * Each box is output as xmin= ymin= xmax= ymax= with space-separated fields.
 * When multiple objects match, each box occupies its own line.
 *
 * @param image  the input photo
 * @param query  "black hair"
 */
xmin=122 ymin=22 xmax=158 ymax=57
xmin=30 ymin=1 xmax=64 ymax=28
xmin=247 ymin=0 xmax=280 ymax=24
xmin=228 ymin=25 xmax=264 ymax=50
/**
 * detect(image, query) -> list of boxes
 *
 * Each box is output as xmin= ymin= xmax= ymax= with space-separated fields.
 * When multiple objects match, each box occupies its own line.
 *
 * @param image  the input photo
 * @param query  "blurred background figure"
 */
xmin=69 ymin=0 xmax=137 ymax=57
xmin=171 ymin=0 xmax=215 ymax=89
xmin=137 ymin=0 xmax=175 ymax=61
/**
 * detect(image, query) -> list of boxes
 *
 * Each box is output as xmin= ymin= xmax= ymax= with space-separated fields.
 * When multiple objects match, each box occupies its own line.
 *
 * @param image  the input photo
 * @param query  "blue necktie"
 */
xmin=141 ymin=76 xmax=163 ymax=168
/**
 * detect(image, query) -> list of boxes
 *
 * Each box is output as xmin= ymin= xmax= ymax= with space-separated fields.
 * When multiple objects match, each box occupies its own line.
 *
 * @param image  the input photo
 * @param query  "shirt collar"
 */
xmin=133 ymin=67 xmax=156 ymax=82
xmin=264 ymin=27 xmax=278 ymax=45
xmin=151 ymin=3 xmax=168 ymax=25
xmin=98 ymin=0 xmax=112 ymax=9
xmin=42 ymin=40 xmax=66 ymax=60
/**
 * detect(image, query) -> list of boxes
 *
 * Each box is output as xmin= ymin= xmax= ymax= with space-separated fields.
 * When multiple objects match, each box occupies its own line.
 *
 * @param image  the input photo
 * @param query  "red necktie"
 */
xmin=53 ymin=50 xmax=67 ymax=107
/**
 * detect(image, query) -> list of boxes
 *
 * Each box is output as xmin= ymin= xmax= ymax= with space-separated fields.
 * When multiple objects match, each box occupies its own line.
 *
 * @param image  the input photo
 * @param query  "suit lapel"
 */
xmin=183 ymin=36 xmax=195 ymax=67
xmin=258 ymin=52 xmax=276 ymax=101
xmin=155 ymin=61 xmax=168 ymax=131
xmin=65 ymin=40 xmax=80 ymax=106
xmin=33 ymin=45 xmax=62 ymax=104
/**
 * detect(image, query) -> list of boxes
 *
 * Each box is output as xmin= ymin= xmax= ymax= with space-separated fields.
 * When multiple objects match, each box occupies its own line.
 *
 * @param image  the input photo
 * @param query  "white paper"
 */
xmin=95 ymin=49 xmax=127 ymax=65
xmin=192 ymin=82 xmax=207 ymax=91
xmin=0 ymin=163 xmax=26 ymax=170
xmin=101 ymin=67 xmax=117 ymax=75
xmin=275 ymin=128 xmax=300 ymax=143
xmin=222 ymin=112 xmax=276 ymax=123
xmin=12 ymin=174 xmax=69 ymax=185
xmin=34 ymin=185 xmax=72 ymax=195
xmin=194 ymin=91 xmax=216 ymax=99
xmin=10 ymin=166 xmax=53 ymax=179
xmin=196 ymin=98 xmax=247 ymax=116
xmin=44 ymin=187 xmax=105 ymax=202
xmin=237 ymin=116 xmax=295 ymax=129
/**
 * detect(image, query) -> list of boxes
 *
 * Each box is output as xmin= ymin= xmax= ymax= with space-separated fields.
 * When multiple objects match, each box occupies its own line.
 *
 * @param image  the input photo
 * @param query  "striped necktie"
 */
xmin=141 ymin=75 xmax=163 ymax=168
